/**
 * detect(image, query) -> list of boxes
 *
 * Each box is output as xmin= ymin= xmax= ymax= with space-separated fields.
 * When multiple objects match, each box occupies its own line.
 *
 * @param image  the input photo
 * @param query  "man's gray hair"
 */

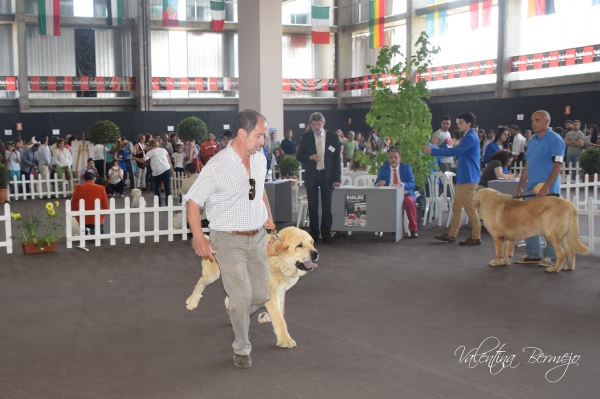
xmin=309 ymin=112 xmax=325 ymax=123
xmin=231 ymin=109 xmax=267 ymax=138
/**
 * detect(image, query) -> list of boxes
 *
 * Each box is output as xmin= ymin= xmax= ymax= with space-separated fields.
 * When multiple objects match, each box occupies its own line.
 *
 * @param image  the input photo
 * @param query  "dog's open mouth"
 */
xmin=296 ymin=261 xmax=317 ymax=271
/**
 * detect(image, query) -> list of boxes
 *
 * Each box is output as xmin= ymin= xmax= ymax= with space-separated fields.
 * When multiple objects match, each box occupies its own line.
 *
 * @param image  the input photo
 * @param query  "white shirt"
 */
xmin=146 ymin=148 xmax=170 ymax=176
xmin=314 ymin=130 xmax=326 ymax=170
xmin=512 ymin=133 xmax=526 ymax=156
xmin=187 ymin=143 xmax=267 ymax=231
xmin=53 ymin=147 xmax=72 ymax=167
xmin=37 ymin=144 xmax=52 ymax=165
xmin=432 ymin=129 xmax=453 ymax=164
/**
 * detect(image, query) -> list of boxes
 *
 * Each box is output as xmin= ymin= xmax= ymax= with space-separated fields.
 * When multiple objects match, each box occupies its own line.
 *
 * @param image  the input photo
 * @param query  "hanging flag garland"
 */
xmin=311 ymin=6 xmax=330 ymax=44
xmin=162 ymin=0 xmax=179 ymax=27
xmin=210 ymin=1 xmax=225 ymax=31
xmin=369 ymin=0 xmax=385 ymax=48
xmin=38 ymin=0 xmax=60 ymax=36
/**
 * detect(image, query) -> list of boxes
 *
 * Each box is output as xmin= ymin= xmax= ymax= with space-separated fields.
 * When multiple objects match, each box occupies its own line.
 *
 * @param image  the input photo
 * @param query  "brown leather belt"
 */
xmin=233 ymin=230 xmax=259 ymax=236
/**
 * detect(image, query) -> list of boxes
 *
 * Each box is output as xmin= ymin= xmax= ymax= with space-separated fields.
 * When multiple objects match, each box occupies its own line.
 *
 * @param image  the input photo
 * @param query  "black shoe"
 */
xmin=434 ymin=233 xmax=456 ymax=243
xmin=459 ymin=237 xmax=481 ymax=246
xmin=233 ymin=354 xmax=252 ymax=369
xmin=409 ymin=231 xmax=418 ymax=238
xmin=321 ymin=238 xmax=334 ymax=244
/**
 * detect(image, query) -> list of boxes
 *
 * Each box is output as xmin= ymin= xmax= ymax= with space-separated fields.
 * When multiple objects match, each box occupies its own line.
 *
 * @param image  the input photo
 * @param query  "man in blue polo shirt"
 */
xmin=423 ymin=112 xmax=481 ymax=246
xmin=515 ymin=110 xmax=566 ymax=268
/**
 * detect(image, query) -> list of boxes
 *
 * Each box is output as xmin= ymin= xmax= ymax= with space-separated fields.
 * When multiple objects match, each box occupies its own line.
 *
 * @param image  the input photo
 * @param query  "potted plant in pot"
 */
xmin=88 ymin=120 xmax=122 ymax=179
xmin=278 ymin=155 xmax=301 ymax=185
xmin=176 ymin=116 xmax=208 ymax=170
xmin=0 ymin=164 xmax=9 ymax=204
xmin=11 ymin=201 xmax=63 ymax=254
xmin=580 ymin=148 xmax=600 ymax=182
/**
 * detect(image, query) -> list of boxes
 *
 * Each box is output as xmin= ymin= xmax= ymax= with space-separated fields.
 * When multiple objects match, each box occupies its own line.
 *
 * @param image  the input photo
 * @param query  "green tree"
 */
xmin=89 ymin=120 xmax=122 ymax=178
xmin=176 ymin=116 xmax=208 ymax=163
xmin=362 ymin=32 xmax=439 ymax=187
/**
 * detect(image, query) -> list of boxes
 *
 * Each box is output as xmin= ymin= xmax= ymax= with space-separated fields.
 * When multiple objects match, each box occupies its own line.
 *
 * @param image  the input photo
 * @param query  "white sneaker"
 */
xmin=539 ymin=257 xmax=555 ymax=267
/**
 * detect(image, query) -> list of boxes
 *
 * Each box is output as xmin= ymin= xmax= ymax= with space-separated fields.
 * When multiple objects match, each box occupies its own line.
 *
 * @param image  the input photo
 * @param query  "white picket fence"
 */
xmin=562 ymin=174 xmax=600 ymax=204
xmin=0 ymin=203 xmax=13 ymax=254
xmin=65 ymin=195 xmax=207 ymax=249
xmin=8 ymin=174 xmax=76 ymax=201
xmin=170 ymin=173 xmax=186 ymax=198
xmin=509 ymin=161 xmax=581 ymax=183
xmin=572 ymin=196 xmax=600 ymax=252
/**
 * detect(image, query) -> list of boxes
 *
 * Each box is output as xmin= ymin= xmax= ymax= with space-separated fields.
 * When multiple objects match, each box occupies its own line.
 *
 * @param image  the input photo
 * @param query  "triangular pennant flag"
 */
xmin=369 ymin=0 xmax=385 ymax=48
xmin=107 ymin=0 xmax=123 ymax=27
xmin=311 ymin=6 xmax=330 ymax=44
xmin=38 ymin=0 xmax=60 ymax=36
xmin=162 ymin=0 xmax=179 ymax=27
xmin=210 ymin=1 xmax=225 ymax=31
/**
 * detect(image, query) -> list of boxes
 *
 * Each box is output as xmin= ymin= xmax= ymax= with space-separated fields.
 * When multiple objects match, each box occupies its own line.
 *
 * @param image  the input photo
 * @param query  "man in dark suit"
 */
xmin=297 ymin=112 xmax=342 ymax=243
xmin=374 ymin=148 xmax=419 ymax=238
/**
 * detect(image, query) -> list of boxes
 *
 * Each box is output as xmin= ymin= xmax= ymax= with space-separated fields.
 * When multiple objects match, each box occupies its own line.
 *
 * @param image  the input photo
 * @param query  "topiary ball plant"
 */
xmin=176 ymin=116 xmax=208 ymax=144
xmin=0 ymin=164 xmax=9 ymax=189
xmin=580 ymin=148 xmax=600 ymax=176
xmin=278 ymin=155 xmax=301 ymax=178
xmin=88 ymin=120 xmax=121 ymax=145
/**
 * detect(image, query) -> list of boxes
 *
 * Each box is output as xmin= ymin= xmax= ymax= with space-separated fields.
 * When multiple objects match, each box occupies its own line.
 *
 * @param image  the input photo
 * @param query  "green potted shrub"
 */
xmin=0 ymin=164 xmax=9 ymax=204
xmin=176 ymin=116 xmax=208 ymax=166
xmin=89 ymin=120 xmax=121 ymax=178
xmin=278 ymin=155 xmax=301 ymax=184
xmin=580 ymin=148 xmax=600 ymax=181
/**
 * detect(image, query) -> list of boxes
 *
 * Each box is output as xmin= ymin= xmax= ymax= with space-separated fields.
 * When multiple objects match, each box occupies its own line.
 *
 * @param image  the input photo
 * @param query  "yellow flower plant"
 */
xmin=11 ymin=202 xmax=63 ymax=247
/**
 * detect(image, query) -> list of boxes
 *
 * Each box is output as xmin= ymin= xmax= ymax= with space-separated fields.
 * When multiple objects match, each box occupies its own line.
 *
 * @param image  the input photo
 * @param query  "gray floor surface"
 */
xmin=1 ymin=193 xmax=599 ymax=399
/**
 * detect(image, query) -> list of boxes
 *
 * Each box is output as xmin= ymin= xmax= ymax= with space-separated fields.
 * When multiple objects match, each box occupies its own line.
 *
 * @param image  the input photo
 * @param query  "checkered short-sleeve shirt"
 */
xmin=186 ymin=143 xmax=267 ymax=231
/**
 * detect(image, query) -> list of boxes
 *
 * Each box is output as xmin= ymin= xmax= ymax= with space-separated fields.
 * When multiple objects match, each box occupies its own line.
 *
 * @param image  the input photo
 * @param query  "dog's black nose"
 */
xmin=311 ymin=250 xmax=319 ymax=261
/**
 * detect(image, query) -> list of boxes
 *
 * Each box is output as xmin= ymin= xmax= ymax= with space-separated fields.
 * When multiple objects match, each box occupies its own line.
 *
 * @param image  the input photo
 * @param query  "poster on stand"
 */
xmin=344 ymin=194 xmax=366 ymax=227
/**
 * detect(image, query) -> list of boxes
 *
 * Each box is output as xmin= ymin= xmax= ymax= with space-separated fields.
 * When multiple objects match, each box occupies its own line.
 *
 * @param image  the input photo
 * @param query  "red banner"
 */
xmin=416 ymin=60 xmax=496 ymax=82
xmin=151 ymin=77 xmax=338 ymax=92
xmin=0 ymin=76 xmax=17 ymax=90
xmin=343 ymin=74 xmax=403 ymax=91
xmin=28 ymin=76 xmax=135 ymax=91
xmin=510 ymin=45 xmax=600 ymax=72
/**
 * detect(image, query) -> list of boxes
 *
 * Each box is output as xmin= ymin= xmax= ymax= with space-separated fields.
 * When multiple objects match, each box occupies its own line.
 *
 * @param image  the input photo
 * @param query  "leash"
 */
xmin=265 ymin=221 xmax=280 ymax=255
xmin=513 ymin=193 xmax=560 ymax=199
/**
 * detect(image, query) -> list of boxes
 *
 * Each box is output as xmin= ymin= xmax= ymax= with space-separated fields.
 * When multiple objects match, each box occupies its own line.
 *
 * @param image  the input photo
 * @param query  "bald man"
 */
xmin=515 ymin=110 xmax=566 ymax=268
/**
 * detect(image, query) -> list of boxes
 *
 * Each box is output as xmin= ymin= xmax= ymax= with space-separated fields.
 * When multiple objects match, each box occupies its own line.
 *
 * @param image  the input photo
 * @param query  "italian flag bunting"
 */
xmin=38 ymin=0 xmax=60 ymax=36
xmin=210 ymin=1 xmax=225 ymax=31
xmin=311 ymin=6 xmax=330 ymax=44
xmin=369 ymin=0 xmax=385 ymax=49
xmin=107 ymin=0 xmax=123 ymax=27
xmin=162 ymin=0 xmax=179 ymax=27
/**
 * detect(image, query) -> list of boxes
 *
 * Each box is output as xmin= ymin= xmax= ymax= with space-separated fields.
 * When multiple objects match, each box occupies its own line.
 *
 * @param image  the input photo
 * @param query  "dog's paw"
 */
xmin=258 ymin=312 xmax=272 ymax=324
xmin=185 ymin=294 xmax=202 ymax=310
xmin=545 ymin=266 xmax=560 ymax=273
xmin=489 ymin=260 xmax=502 ymax=267
xmin=277 ymin=337 xmax=297 ymax=348
xmin=501 ymin=258 xmax=511 ymax=266
xmin=564 ymin=263 xmax=575 ymax=271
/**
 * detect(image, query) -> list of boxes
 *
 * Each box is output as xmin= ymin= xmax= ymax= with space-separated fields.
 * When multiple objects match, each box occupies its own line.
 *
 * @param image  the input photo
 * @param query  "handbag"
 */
xmin=64 ymin=168 xmax=71 ymax=181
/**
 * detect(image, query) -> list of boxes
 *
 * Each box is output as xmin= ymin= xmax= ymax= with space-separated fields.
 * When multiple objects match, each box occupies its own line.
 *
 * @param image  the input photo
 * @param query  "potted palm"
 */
xmin=580 ymin=148 xmax=600 ymax=182
xmin=0 ymin=164 xmax=8 ymax=204
xmin=278 ymin=155 xmax=301 ymax=185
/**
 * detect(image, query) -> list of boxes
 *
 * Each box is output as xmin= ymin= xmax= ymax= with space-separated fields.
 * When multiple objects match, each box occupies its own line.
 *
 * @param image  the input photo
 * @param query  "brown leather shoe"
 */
xmin=233 ymin=354 xmax=252 ymax=369
xmin=459 ymin=237 xmax=481 ymax=246
xmin=434 ymin=233 xmax=456 ymax=243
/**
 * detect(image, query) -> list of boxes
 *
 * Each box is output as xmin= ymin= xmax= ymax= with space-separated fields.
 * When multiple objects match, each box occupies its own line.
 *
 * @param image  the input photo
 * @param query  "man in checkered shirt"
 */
xmin=187 ymin=109 xmax=274 ymax=369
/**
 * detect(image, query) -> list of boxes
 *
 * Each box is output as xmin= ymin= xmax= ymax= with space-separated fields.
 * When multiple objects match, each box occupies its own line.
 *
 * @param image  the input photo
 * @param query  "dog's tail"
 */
xmin=568 ymin=203 xmax=590 ymax=255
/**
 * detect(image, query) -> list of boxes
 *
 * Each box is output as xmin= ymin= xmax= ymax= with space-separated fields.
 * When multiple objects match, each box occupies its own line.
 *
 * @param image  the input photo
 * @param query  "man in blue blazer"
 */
xmin=374 ymin=148 xmax=419 ymax=238
xmin=297 ymin=112 xmax=342 ymax=243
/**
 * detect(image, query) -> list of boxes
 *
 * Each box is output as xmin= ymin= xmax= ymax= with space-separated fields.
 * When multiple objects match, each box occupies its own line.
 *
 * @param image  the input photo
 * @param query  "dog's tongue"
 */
xmin=303 ymin=262 xmax=318 ymax=269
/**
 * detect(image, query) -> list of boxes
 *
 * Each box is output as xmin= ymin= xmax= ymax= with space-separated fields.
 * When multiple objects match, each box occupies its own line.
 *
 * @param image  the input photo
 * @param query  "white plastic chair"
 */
xmin=422 ymin=172 xmax=452 ymax=226
xmin=296 ymin=196 xmax=309 ymax=228
xmin=354 ymin=175 xmax=376 ymax=187
xmin=341 ymin=175 xmax=352 ymax=186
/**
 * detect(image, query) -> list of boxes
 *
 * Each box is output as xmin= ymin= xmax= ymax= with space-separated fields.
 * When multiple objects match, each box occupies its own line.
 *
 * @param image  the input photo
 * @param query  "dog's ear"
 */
xmin=268 ymin=228 xmax=290 ymax=256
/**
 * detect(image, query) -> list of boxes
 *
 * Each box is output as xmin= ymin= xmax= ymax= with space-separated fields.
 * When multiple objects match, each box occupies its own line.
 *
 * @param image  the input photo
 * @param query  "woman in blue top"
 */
xmin=113 ymin=141 xmax=127 ymax=172
xmin=483 ymin=126 xmax=509 ymax=165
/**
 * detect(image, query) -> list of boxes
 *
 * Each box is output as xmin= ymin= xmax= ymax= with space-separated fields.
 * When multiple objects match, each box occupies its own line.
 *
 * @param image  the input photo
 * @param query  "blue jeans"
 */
xmin=153 ymin=168 xmax=171 ymax=206
xmin=524 ymin=188 xmax=556 ymax=261
xmin=565 ymin=155 xmax=581 ymax=180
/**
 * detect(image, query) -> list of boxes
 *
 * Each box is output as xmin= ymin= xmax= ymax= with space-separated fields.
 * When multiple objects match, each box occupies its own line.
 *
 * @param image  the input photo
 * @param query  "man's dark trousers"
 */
xmin=306 ymin=170 xmax=332 ymax=240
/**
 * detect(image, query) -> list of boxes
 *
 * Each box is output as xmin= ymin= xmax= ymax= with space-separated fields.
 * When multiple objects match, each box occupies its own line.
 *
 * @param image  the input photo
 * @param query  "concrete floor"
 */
xmin=1 ymin=193 xmax=599 ymax=399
